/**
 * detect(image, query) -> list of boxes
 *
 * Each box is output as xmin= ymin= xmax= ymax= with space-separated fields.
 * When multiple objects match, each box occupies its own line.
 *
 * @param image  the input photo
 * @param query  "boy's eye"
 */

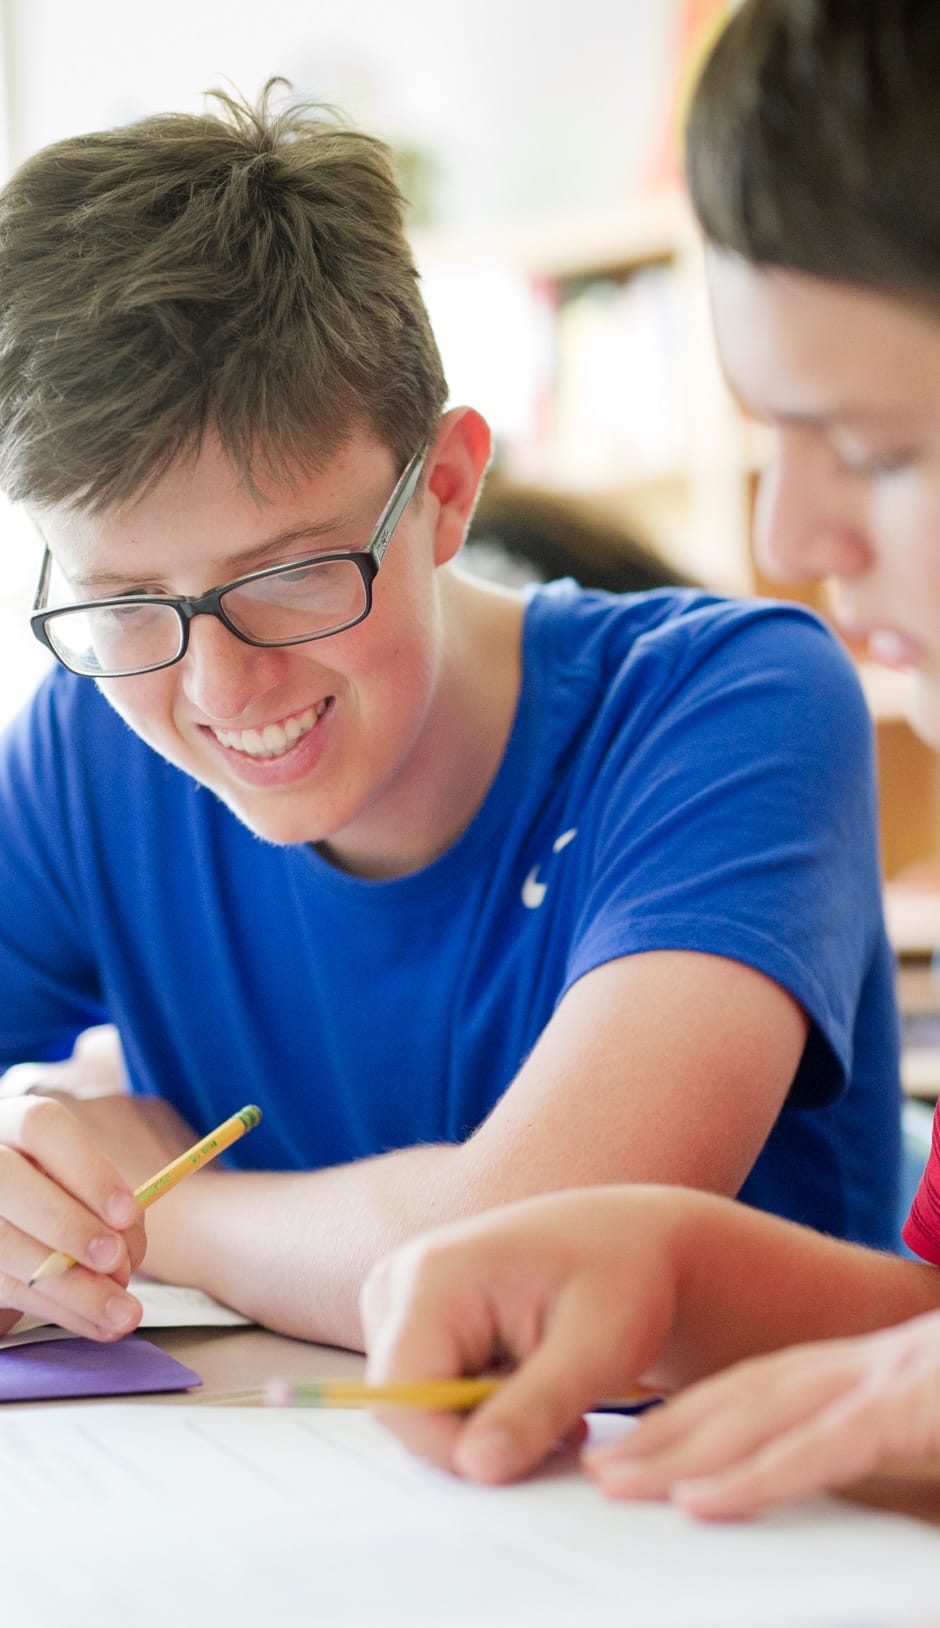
xmin=833 ymin=439 xmax=918 ymax=478
xmin=276 ymin=565 xmax=320 ymax=586
xmin=98 ymin=601 xmax=164 ymax=629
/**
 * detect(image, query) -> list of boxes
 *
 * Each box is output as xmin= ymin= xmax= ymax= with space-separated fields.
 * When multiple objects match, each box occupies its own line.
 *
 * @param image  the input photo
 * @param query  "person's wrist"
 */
xmin=138 ymin=1169 xmax=222 ymax=1288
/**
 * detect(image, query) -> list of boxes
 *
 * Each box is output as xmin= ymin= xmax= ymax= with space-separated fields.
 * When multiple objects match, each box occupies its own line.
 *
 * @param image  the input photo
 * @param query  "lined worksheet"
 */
xmin=3 ymin=1405 xmax=940 ymax=1627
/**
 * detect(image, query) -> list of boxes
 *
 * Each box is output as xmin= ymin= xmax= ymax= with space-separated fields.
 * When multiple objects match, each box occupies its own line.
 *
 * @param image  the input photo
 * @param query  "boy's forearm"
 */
xmin=140 ymin=1143 xmax=481 ymax=1349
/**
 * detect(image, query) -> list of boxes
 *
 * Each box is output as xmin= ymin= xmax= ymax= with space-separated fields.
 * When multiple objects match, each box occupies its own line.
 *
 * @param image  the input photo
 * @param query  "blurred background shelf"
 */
xmin=414 ymin=188 xmax=756 ymax=596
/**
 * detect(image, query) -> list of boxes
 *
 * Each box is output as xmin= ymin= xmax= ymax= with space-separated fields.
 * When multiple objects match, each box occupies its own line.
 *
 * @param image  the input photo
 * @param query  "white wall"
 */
xmin=5 ymin=0 xmax=678 ymax=225
xmin=0 ymin=507 xmax=51 ymax=728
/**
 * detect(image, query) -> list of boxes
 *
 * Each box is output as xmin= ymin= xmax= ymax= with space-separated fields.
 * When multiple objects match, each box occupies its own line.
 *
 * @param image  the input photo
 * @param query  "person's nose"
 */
xmin=753 ymin=430 xmax=873 ymax=587
xmin=179 ymin=611 xmax=288 ymax=721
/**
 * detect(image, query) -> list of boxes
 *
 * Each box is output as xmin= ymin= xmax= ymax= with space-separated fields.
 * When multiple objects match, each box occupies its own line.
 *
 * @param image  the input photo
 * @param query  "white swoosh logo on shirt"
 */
xmin=521 ymin=828 xmax=578 ymax=910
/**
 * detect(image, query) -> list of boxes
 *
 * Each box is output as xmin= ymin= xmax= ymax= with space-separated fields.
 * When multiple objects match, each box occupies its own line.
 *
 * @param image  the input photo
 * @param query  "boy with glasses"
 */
xmin=0 ymin=83 xmax=900 ymax=1351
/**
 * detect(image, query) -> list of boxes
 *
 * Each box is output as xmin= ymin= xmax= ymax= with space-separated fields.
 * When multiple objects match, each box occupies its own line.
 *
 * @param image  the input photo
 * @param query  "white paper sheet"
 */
xmin=2 ymin=1404 xmax=940 ymax=1628
xmin=0 ymin=1279 xmax=251 ymax=1347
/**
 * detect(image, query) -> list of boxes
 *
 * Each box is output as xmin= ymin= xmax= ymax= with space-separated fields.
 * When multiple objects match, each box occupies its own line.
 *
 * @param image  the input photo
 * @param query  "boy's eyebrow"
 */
xmin=67 ymin=511 xmax=362 ymax=593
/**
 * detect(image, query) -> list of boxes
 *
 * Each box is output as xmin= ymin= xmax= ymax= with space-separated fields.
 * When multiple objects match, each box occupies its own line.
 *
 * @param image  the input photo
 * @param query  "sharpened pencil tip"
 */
xmin=27 ymin=1248 xmax=74 ymax=1287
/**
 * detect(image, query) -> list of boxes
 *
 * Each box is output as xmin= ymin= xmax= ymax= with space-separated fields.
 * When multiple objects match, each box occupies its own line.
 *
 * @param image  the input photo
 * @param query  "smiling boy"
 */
xmin=0 ymin=84 xmax=902 ymax=1350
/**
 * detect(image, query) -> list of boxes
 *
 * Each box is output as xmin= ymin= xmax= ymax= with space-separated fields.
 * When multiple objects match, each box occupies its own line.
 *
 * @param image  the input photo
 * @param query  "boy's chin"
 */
xmin=209 ymin=784 xmax=323 ymax=848
xmin=231 ymin=811 xmax=320 ymax=849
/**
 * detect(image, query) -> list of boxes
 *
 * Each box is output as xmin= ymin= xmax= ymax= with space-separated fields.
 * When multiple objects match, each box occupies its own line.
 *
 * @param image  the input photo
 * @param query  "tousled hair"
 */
xmin=0 ymin=81 xmax=448 ymax=510
xmin=685 ymin=0 xmax=940 ymax=314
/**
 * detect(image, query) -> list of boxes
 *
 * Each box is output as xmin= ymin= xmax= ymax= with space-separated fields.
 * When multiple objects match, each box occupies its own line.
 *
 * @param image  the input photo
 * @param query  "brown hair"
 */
xmin=685 ymin=0 xmax=940 ymax=313
xmin=0 ymin=82 xmax=448 ymax=510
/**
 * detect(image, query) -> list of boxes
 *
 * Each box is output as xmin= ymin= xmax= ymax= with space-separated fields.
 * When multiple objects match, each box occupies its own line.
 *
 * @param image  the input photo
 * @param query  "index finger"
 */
xmin=362 ymin=1243 xmax=496 ymax=1471
xmin=3 ymin=1095 xmax=140 ymax=1229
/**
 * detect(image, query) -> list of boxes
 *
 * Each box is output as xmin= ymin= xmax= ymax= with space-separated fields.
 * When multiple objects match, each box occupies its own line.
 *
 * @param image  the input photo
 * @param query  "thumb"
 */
xmin=453 ymin=1285 xmax=658 ymax=1484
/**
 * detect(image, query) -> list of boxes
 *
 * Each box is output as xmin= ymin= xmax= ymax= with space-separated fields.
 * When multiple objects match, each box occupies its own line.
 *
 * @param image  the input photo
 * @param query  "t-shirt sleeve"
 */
xmin=0 ymin=672 xmax=107 ymax=1064
xmin=562 ymin=603 xmax=886 ymax=1109
xmin=902 ymin=1102 xmax=940 ymax=1265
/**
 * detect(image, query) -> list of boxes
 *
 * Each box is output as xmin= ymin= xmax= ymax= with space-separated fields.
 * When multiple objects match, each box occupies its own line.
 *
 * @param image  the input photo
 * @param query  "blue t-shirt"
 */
xmin=0 ymin=584 xmax=900 ymax=1245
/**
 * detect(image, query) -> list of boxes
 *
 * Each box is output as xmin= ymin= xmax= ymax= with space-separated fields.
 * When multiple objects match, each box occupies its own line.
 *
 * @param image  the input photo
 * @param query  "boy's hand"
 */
xmin=585 ymin=1310 xmax=940 ymax=1519
xmin=0 ymin=1094 xmax=146 ymax=1340
xmin=361 ymin=1186 xmax=684 ymax=1484
xmin=60 ymin=1092 xmax=197 ymax=1193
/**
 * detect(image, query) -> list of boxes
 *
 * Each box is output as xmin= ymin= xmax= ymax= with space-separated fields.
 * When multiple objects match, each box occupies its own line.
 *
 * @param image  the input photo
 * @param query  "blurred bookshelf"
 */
xmin=413 ymin=189 xmax=757 ymax=596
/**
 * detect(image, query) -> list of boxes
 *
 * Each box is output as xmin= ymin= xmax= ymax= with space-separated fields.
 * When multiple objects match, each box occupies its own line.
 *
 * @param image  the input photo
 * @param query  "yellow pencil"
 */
xmin=28 ymin=1103 xmax=262 ymax=1287
xmin=262 ymin=1377 xmax=662 ymax=1413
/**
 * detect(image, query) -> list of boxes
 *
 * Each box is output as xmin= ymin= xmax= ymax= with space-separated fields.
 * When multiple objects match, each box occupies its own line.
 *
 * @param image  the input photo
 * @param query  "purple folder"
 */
xmin=0 ymin=1334 xmax=202 ymax=1402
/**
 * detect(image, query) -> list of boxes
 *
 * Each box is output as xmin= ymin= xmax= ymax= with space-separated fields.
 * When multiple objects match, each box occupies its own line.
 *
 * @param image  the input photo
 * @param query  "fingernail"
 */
xmin=104 ymin=1295 xmax=137 ymax=1331
xmin=588 ymin=1459 xmax=647 ymax=1491
xmin=458 ymin=1428 xmax=524 ymax=1484
xmin=584 ymin=1441 xmax=636 ymax=1466
xmin=88 ymin=1234 xmax=122 ymax=1271
xmin=105 ymin=1191 xmax=139 ymax=1228
xmin=672 ymin=1477 xmax=717 ymax=1507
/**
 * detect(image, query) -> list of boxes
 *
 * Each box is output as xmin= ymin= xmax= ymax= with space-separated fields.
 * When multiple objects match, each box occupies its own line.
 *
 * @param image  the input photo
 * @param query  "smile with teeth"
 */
xmin=211 ymin=699 xmax=329 ymax=758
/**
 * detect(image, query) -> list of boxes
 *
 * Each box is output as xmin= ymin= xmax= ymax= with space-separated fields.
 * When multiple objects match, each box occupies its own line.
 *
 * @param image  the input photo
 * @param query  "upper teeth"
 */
xmin=213 ymin=702 xmax=326 ymax=758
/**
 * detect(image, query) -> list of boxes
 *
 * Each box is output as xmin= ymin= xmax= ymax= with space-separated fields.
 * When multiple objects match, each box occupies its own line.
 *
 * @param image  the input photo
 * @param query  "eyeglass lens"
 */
xmin=44 ymin=601 xmax=184 ymax=677
xmin=43 ymin=557 xmax=370 ymax=676
xmin=221 ymin=559 xmax=367 ymax=641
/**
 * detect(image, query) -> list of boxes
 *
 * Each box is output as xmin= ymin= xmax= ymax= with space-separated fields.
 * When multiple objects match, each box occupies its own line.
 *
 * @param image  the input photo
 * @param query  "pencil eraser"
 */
xmin=263 ymin=1378 xmax=292 ymax=1407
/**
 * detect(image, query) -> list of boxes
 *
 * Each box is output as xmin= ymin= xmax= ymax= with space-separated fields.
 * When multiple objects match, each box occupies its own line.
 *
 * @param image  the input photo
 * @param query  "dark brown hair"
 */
xmin=0 ymin=82 xmax=448 ymax=510
xmin=686 ymin=0 xmax=940 ymax=312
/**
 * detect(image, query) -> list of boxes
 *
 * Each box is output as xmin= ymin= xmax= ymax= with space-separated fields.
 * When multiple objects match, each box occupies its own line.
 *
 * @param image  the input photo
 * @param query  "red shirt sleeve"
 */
xmin=902 ymin=1099 xmax=940 ymax=1266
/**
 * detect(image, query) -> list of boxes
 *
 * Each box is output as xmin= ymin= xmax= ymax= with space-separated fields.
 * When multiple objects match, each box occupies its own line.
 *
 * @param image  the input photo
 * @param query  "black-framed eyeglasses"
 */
xmin=30 ymin=444 xmax=429 ymax=679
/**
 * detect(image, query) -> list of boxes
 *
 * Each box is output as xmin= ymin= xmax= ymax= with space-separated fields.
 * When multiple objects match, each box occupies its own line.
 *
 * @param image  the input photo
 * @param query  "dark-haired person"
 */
xmin=361 ymin=0 xmax=940 ymax=1516
xmin=0 ymin=86 xmax=896 ymax=1354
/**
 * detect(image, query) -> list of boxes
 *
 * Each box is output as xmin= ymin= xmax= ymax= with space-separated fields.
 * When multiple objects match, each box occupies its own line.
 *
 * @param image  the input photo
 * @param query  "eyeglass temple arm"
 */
xmin=32 ymin=547 xmax=53 ymax=615
xmin=371 ymin=446 xmax=428 ymax=567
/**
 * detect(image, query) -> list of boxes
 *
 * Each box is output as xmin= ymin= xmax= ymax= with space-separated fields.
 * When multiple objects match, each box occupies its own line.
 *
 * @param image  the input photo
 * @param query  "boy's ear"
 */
xmin=425 ymin=407 xmax=492 ymax=566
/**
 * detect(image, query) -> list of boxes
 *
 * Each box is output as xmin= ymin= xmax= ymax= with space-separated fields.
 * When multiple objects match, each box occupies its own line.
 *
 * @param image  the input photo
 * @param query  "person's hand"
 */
xmin=361 ymin=1186 xmax=684 ymax=1484
xmin=38 ymin=1023 xmax=129 ymax=1097
xmin=0 ymin=1094 xmax=147 ymax=1340
xmin=584 ymin=1311 xmax=940 ymax=1519
xmin=60 ymin=1092 xmax=197 ymax=1193
xmin=0 ymin=1025 xmax=129 ymax=1102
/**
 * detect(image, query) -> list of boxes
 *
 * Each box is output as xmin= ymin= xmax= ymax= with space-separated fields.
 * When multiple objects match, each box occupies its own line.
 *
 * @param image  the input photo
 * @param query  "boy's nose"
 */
xmin=179 ymin=612 xmax=287 ymax=722
xmin=753 ymin=434 xmax=873 ymax=587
